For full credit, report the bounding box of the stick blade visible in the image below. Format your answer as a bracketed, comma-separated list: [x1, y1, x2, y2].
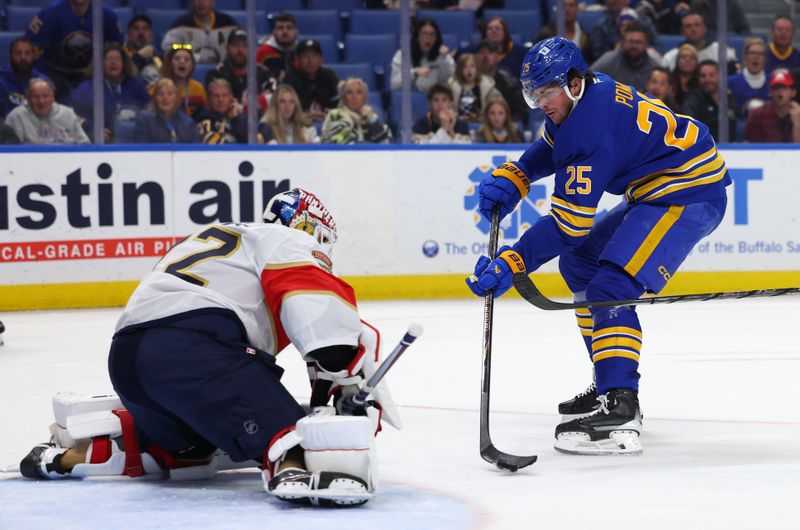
[480, 444, 537, 472]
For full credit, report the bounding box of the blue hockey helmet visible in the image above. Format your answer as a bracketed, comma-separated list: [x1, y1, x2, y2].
[263, 188, 338, 262]
[520, 37, 588, 109]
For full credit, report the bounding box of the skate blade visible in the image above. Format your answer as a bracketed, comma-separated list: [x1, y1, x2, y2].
[554, 430, 643, 456]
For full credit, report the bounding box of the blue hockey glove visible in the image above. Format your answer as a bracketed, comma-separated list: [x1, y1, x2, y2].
[466, 246, 526, 297]
[478, 162, 531, 222]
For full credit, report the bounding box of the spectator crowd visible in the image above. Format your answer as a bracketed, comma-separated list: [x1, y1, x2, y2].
[1, 0, 799, 145]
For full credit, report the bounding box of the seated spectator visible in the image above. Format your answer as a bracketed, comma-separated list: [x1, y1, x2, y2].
[391, 19, 455, 93]
[474, 39, 528, 123]
[588, 0, 657, 65]
[449, 53, 499, 122]
[728, 38, 769, 120]
[24, 0, 122, 101]
[475, 97, 522, 144]
[5, 78, 89, 144]
[124, 15, 162, 86]
[745, 69, 800, 143]
[321, 77, 392, 144]
[0, 37, 51, 119]
[681, 59, 736, 141]
[645, 66, 679, 111]
[412, 83, 470, 144]
[71, 43, 150, 142]
[670, 43, 700, 109]
[206, 29, 277, 111]
[257, 12, 299, 82]
[195, 78, 247, 144]
[661, 10, 737, 74]
[691, 0, 750, 36]
[286, 39, 338, 122]
[0, 120, 21, 144]
[161, 0, 238, 65]
[157, 45, 208, 118]
[766, 16, 800, 73]
[258, 84, 319, 144]
[591, 20, 661, 93]
[134, 78, 199, 143]
[457, 17, 526, 78]
[635, 0, 686, 35]
[538, 0, 591, 60]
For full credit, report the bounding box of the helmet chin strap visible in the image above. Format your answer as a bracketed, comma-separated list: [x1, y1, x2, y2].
[563, 77, 586, 117]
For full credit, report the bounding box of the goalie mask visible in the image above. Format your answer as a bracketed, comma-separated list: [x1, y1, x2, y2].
[263, 189, 338, 265]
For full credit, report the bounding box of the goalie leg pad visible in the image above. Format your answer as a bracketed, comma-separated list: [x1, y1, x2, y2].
[263, 412, 376, 506]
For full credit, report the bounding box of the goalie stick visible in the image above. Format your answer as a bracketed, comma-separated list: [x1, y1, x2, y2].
[512, 272, 800, 311]
[479, 206, 537, 472]
[339, 324, 424, 414]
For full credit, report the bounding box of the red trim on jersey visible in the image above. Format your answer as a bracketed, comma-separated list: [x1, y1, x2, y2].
[111, 409, 144, 477]
[261, 265, 357, 353]
[89, 436, 112, 464]
[361, 319, 381, 362]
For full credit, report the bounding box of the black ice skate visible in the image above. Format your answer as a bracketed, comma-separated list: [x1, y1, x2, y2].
[554, 388, 643, 456]
[558, 381, 599, 420]
[266, 467, 371, 507]
[20, 442, 69, 479]
[0, 320, 5, 346]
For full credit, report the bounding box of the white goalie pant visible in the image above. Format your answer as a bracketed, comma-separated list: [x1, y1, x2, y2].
[264, 407, 378, 495]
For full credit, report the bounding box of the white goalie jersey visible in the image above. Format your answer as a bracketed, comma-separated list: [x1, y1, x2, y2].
[115, 223, 362, 357]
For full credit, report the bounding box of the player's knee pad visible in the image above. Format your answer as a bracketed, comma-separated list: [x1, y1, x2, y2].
[585, 263, 645, 306]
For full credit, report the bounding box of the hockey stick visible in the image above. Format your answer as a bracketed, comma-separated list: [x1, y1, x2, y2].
[513, 272, 800, 311]
[480, 206, 537, 472]
[339, 324, 424, 414]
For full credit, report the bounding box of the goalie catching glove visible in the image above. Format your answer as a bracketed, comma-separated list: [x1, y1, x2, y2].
[479, 161, 530, 221]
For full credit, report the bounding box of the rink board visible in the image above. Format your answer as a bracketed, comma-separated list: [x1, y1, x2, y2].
[0, 145, 798, 310]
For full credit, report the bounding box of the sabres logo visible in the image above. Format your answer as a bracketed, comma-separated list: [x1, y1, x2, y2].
[521, 62, 530, 75]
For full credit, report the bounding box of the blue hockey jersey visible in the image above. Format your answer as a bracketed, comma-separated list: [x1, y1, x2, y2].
[511, 76, 731, 270]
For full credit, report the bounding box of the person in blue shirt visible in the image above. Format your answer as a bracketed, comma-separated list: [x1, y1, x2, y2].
[24, 0, 123, 100]
[467, 37, 730, 456]
[134, 78, 199, 144]
[70, 43, 150, 142]
[0, 37, 50, 118]
[728, 37, 769, 120]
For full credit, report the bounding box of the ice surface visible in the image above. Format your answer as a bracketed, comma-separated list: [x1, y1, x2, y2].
[1, 298, 799, 529]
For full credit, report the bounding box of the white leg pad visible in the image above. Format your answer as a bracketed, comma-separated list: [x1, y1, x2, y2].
[50, 392, 123, 448]
[297, 413, 377, 492]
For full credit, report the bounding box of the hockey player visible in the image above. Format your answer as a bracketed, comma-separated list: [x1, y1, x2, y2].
[467, 37, 730, 455]
[19, 188, 399, 507]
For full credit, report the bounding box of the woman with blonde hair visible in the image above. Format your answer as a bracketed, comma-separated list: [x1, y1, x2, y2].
[258, 84, 319, 144]
[671, 43, 700, 109]
[475, 96, 522, 144]
[322, 77, 391, 144]
[156, 44, 207, 118]
[134, 77, 199, 143]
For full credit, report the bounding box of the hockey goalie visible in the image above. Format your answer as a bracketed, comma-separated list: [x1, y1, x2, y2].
[18, 188, 401, 507]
